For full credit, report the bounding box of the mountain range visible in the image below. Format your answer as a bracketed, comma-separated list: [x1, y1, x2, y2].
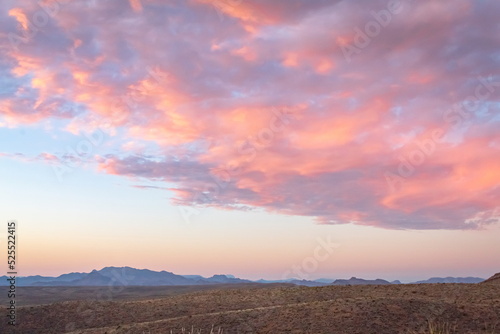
[0, 267, 250, 287]
[412, 277, 485, 284]
[0, 267, 485, 287]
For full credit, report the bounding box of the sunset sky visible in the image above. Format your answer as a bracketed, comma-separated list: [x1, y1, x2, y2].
[1, 0, 499, 282]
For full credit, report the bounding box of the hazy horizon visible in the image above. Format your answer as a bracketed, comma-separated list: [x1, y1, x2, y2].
[12, 263, 493, 285]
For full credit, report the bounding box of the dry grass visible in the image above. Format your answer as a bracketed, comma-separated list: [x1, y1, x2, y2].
[427, 320, 455, 334]
[169, 325, 223, 334]
[2, 283, 499, 333]
[408, 319, 499, 334]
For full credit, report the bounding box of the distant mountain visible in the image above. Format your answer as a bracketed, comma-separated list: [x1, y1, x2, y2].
[199, 274, 251, 284]
[71, 270, 113, 286]
[332, 277, 392, 285]
[183, 274, 246, 282]
[253, 278, 331, 286]
[288, 279, 329, 287]
[481, 273, 500, 284]
[257, 276, 387, 286]
[0, 272, 89, 286]
[0, 267, 250, 287]
[26, 270, 113, 287]
[412, 277, 484, 284]
[254, 279, 291, 284]
[182, 275, 205, 280]
[0, 268, 490, 287]
[96, 266, 194, 286]
[0, 275, 55, 286]
[56, 272, 88, 282]
[314, 278, 336, 284]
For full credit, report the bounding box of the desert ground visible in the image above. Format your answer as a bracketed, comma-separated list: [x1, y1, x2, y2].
[1, 279, 499, 334]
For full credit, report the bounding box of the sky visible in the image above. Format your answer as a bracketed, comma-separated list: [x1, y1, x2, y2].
[0, 0, 499, 282]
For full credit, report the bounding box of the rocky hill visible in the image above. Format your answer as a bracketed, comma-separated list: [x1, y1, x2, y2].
[482, 272, 500, 284]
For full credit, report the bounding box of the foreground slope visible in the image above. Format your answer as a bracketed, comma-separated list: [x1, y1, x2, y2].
[482, 273, 500, 285]
[3, 282, 499, 334]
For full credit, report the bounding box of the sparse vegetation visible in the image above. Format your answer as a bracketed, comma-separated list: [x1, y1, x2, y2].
[424, 320, 456, 334]
[2, 283, 499, 333]
[169, 325, 223, 334]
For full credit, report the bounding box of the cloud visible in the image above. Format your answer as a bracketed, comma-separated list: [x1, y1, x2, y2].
[0, 0, 499, 229]
[0, 151, 61, 164]
[129, 0, 143, 13]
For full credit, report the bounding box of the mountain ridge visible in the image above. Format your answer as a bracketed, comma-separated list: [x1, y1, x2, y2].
[0, 267, 490, 287]
[482, 273, 500, 284]
[331, 277, 392, 285]
[411, 277, 484, 284]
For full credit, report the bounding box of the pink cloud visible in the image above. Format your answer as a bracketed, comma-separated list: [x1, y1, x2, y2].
[0, 0, 499, 229]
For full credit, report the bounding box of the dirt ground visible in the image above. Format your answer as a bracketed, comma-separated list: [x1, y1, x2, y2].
[2, 281, 499, 334]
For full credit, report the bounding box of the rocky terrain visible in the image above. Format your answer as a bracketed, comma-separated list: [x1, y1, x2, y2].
[483, 273, 500, 285]
[2, 275, 499, 333]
